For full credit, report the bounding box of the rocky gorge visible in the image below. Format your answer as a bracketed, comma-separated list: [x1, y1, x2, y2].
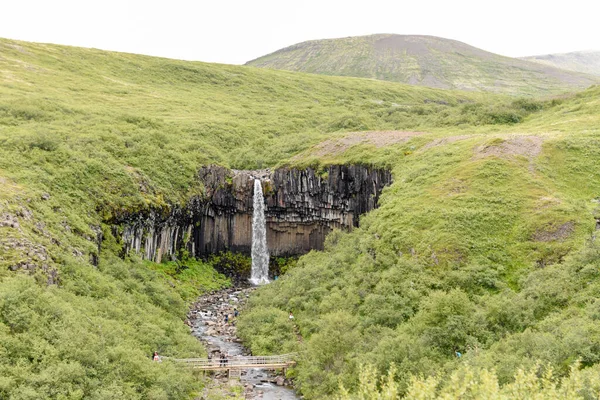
[114, 164, 392, 264]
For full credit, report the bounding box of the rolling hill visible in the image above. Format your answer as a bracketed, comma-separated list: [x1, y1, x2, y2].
[246, 34, 600, 96]
[522, 50, 600, 76]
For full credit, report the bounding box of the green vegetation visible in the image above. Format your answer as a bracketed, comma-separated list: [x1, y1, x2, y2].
[246, 34, 600, 96]
[0, 37, 502, 398]
[240, 86, 600, 397]
[206, 252, 296, 281]
[145, 258, 230, 301]
[0, 252, 216, 399]
[2, 36, 600, 398]
[208, 252, 252, 281]
[338, 362, 600, 399]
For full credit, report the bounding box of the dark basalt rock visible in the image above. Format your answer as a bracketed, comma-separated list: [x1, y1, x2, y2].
[114, 164, 392, 262]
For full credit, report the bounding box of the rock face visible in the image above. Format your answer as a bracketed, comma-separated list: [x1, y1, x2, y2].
[115, 165, 392, 262]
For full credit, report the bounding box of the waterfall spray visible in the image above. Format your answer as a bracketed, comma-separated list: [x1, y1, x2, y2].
[250, 179, 270, 285]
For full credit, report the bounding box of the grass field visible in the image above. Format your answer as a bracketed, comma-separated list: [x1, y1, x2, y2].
[240, 86, 600, 397]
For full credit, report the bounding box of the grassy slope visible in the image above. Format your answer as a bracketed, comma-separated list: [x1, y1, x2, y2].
[246, 34, 600, 96]
[0, 37, 499, 274]
[523, 50, 600, 76]
[2, 37, 600, 398]
[0, 37, 509, 398]
[239, 87, 600, 397]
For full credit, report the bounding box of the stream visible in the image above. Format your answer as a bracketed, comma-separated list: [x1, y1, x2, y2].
[188, 287, 300, 400]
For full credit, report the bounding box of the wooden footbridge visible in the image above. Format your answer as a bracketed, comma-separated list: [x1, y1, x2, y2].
[169, 353, 297, 373]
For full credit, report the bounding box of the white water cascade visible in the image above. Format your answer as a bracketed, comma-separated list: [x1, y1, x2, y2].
[250, 179, 270, 285]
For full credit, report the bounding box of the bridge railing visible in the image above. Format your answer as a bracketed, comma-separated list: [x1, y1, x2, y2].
[168, 353, 297, 369]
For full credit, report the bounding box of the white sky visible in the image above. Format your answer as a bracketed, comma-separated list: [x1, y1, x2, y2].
[1, 0, 598, 65]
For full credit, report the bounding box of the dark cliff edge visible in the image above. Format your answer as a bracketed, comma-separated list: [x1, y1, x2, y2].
[112, 165, 392, 262]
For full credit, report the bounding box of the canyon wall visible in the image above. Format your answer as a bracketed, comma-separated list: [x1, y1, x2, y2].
[115, 165, 392, 262]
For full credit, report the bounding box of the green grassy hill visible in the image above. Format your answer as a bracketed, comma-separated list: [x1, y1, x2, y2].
[246, 34, 600, 96]
[2, 37, 600, 398]
[523, 50, 600, 76]
[240, 86, 600, 397]
[0, 37, 499, 398]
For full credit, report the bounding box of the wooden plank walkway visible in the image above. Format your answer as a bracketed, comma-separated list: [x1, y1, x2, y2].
[170, 354, 297, 371]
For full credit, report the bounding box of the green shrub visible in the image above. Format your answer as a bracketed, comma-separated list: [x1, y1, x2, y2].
[338, 362, 600, 399]
[208, 251, 251, 279]
[0, 266, 205, 398]
[237, 306, 298, 355]
[27, 132, 59, 151]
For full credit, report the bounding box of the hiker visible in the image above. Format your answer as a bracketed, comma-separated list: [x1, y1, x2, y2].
[289, 311, 294, 320]
[224, 313, 229, 324]
[455, 350, 462, 358]
[153, 351, 161, 362]
[234, 308, 238, 318]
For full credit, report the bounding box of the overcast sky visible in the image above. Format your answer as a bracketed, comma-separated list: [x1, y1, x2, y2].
[1, 0, 598, 65]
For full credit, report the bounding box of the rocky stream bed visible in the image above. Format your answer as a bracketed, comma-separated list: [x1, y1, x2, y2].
[188, 287, 299, 400]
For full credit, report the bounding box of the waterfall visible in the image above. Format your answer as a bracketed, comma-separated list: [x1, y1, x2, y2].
[250, 179, 270, 285]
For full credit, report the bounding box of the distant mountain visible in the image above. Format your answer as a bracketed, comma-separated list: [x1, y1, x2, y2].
[522, 50, 600, 76]
[246, 34, 599, 96]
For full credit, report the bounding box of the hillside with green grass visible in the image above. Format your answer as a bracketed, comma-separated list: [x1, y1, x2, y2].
[239, 86, 600, 397]
[523, 50, 600, 76]
[0, 37, 513, 398]
[246, 34, 600, 96]
[2, 36, 600, 398]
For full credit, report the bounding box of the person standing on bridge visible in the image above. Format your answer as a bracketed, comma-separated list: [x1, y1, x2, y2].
[220, 353, 228, 367]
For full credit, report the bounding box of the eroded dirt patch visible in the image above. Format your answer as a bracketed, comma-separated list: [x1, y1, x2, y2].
[475, 135, 544, 160]
[533, 221, 574, 242]
[300, 130, 424, 158]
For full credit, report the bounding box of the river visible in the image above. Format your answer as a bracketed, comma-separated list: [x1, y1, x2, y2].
[188, 287, 300, 399]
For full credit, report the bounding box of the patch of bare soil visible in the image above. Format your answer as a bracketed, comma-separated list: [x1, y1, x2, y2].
[474, 135, 545, 173]
[301, 131, 424, 159]
[474, 135, 544, 160]
[533, 221, 575, 242]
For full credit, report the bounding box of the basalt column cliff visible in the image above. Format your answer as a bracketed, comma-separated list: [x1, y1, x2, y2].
[116, 165, 392, 261]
